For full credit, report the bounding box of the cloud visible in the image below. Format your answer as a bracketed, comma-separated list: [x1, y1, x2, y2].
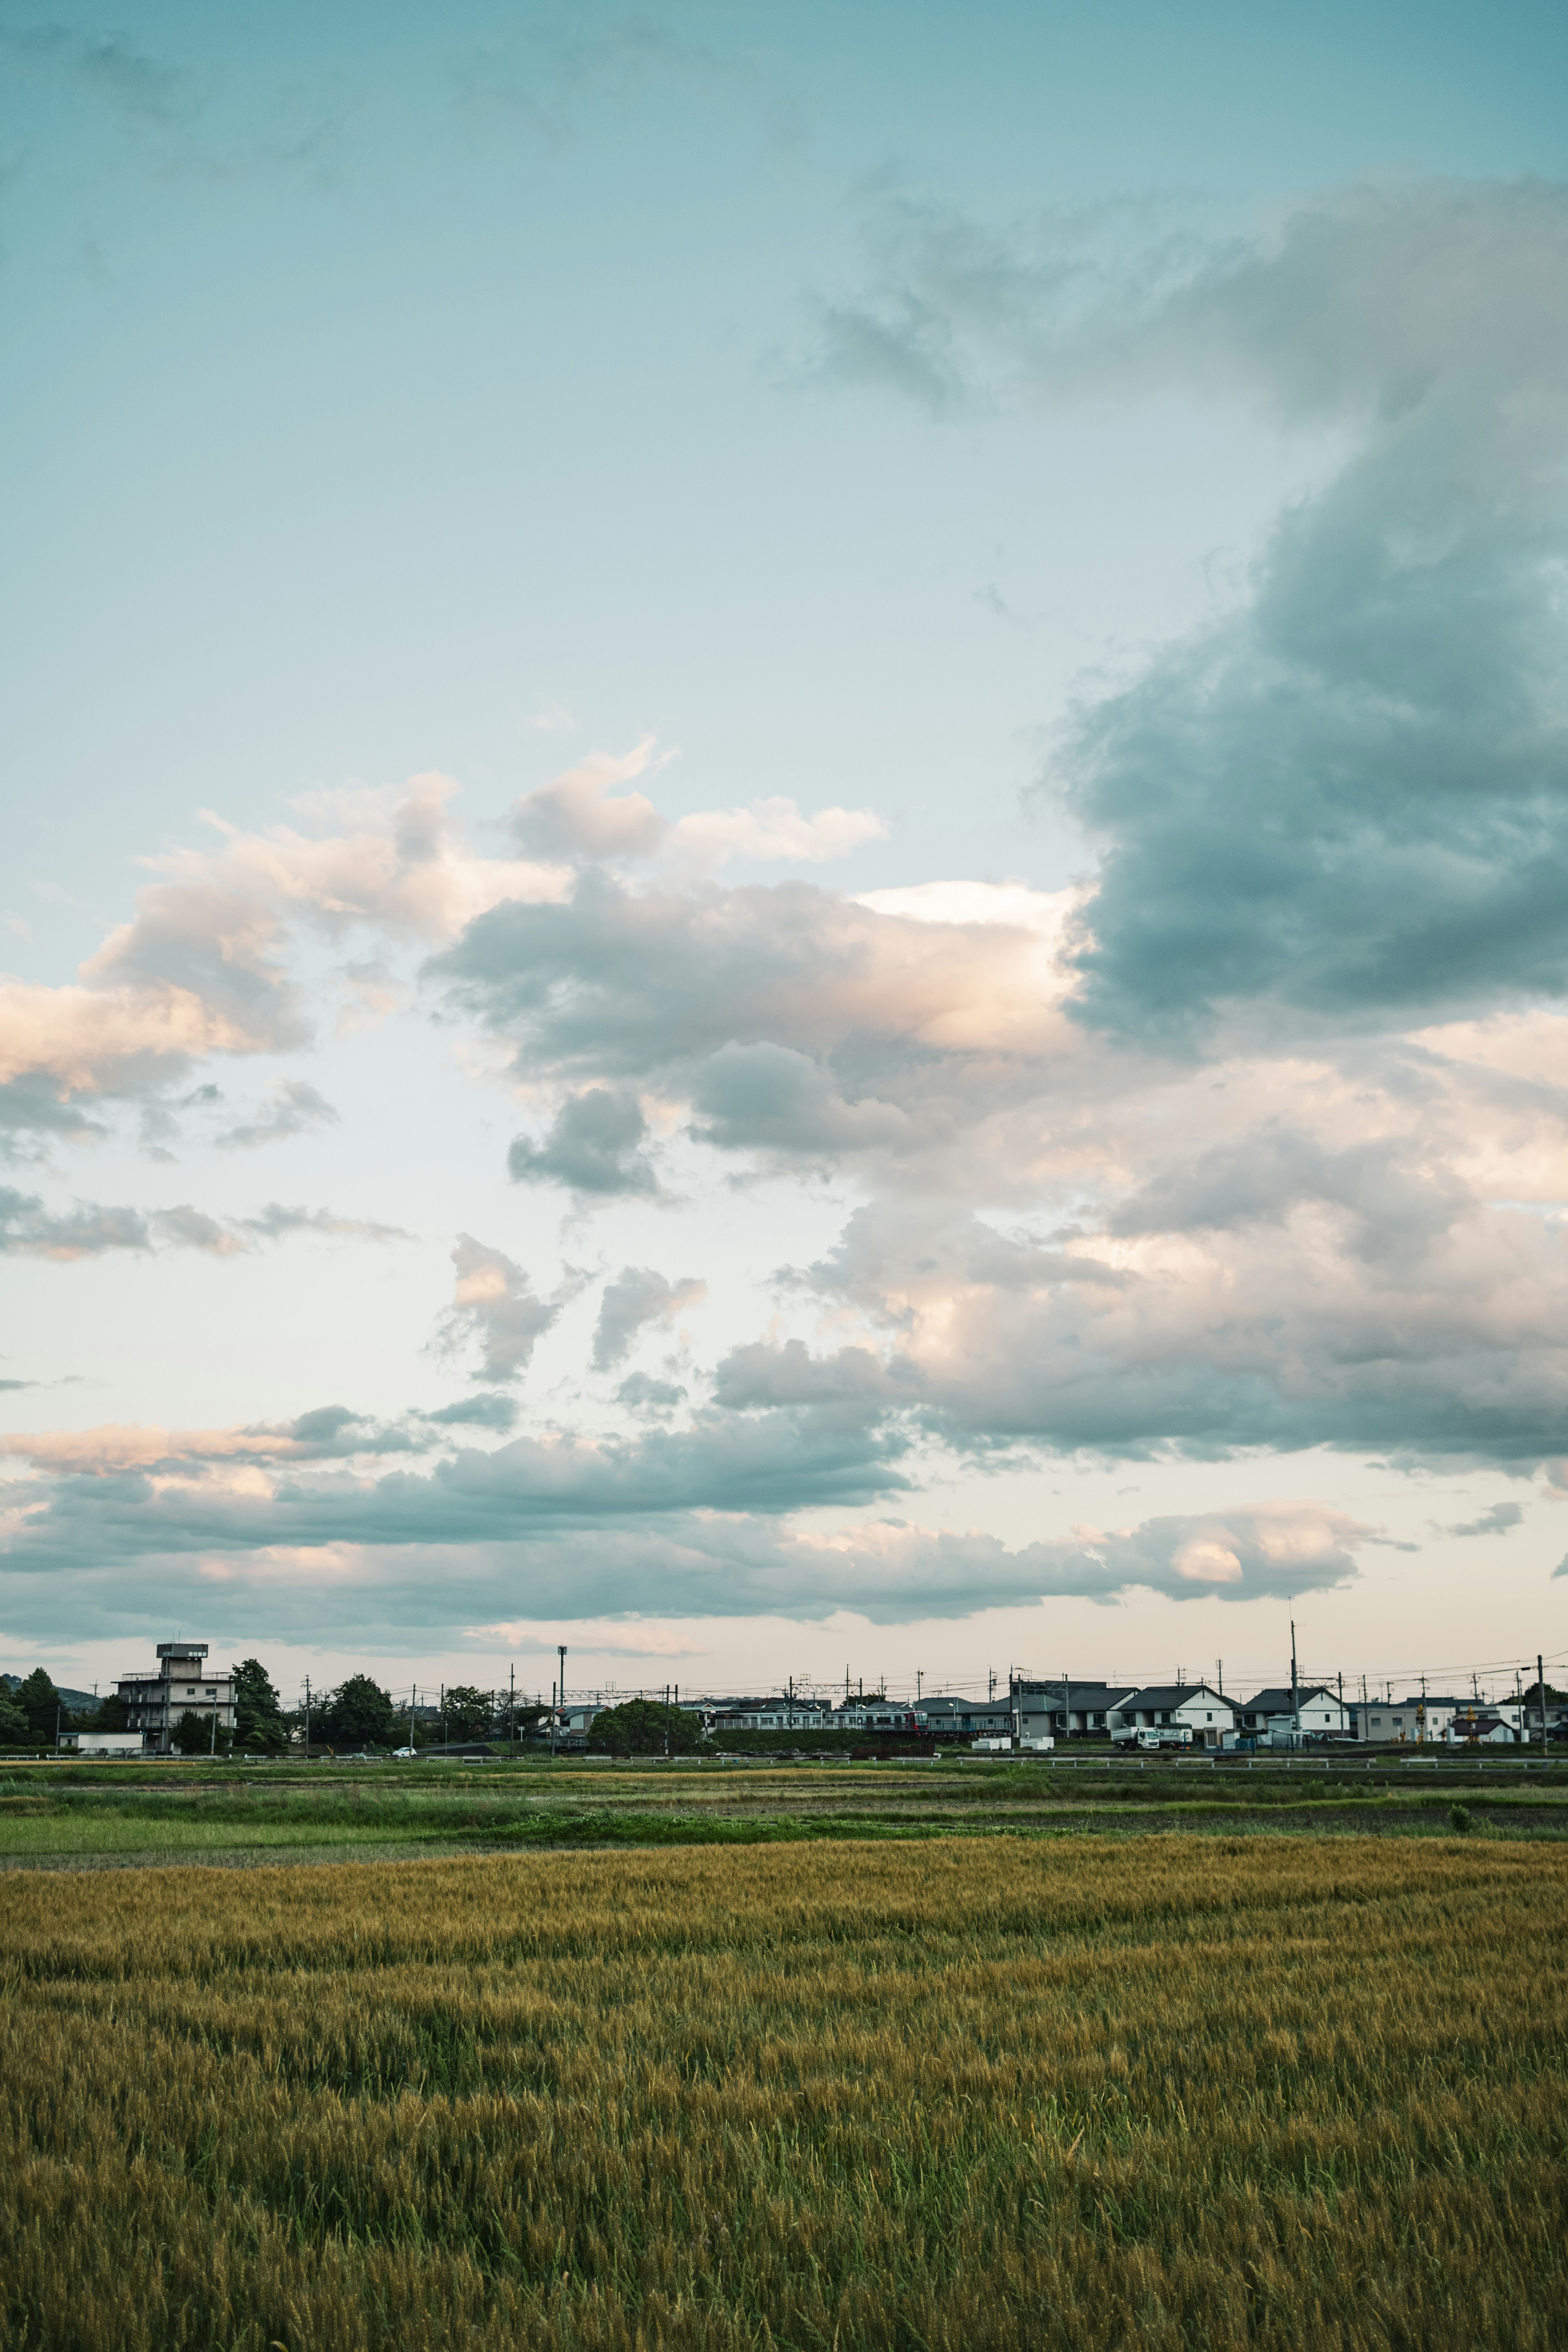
[511, 741, 671, 861]
[592, 1267, 707, 1371]
[0, 23, 188, 124]
[0, 774, 570, 1147]
[0, 1418, 1371, 1634]
[508, 1088, 660, 1197]
[803, 181, 1568, 1039]
[667, 798, 887, 873]
[421, 1392, 520, 1433]
[216, 1079, 339, 1150]
[1443, 1501, 1523, 1539]
[0, 1187, 408, 1261]
[615, 1372, 688, 1414]
[787, 1189, 1568, 1467]
[430, 1235, 566, 1383]
[438, 870, 1082, 1185]
[510, 741, 886, 875]
[0, 1395, 517, 1478]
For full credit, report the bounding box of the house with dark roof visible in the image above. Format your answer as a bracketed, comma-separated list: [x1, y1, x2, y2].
[1107, 1683, 1236, 1747]
[1016, 1682, 1139, 1739]
[1237, 1685, 1349, 1741]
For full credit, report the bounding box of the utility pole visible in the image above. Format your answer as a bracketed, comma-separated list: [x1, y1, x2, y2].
[1290, 1619, 1300, 1745]
[664, 1684, 671, 1757]
[1064, 1668, 1071, 1743]
[406, 1685, 414, 1755]
[509, 1664, 515, 1759]
[555, 1643, 567, 1757]
[304, 1675, 311, 1760]
[1420, 1671, 1428, 1746]
[1541, 1654, 1549, 1756]
[1216, 1659, 1223, 1697]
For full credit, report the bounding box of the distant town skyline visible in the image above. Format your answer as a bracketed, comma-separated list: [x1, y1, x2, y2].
[4, 1, 1568, 1697]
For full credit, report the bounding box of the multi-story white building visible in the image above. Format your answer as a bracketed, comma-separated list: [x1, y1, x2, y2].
[116, 1643, 236, 1755]
[1349, 1694, 1473, 1745]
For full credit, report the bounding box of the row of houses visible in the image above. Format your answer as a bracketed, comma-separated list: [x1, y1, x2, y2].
[633, 1677, 1554, 1752]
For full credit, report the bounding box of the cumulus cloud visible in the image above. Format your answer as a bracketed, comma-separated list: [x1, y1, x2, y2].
[592, 1266, 707, 1371]
[508, 1088, 659, 1197]
[0, 774, 570, 1147]
[511, 741, 672, 861]
[439, 871, 1084, 1190]
[786, 1188, 1568, 1466]
[431, 1235, 569, 1384]
[510, 738, 886, 875]
[809, 178, 1568, 1038]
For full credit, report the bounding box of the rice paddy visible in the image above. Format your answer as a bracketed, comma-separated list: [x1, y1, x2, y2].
[4, 1750, 1567, 1868]
[2, 1833, 1564, 2349]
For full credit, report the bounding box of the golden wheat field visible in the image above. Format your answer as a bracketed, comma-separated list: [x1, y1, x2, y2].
[2, 1837, 1564, 2352]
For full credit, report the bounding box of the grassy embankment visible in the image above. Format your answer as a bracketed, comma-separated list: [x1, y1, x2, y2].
[1, 1753, 1566, 1866]
[1, 1838, 1564, 2350]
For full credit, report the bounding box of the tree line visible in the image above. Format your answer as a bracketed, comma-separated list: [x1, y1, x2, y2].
[0, 1665, 554, 1754]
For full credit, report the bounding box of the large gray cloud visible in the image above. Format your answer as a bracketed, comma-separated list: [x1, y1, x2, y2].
[0, 1399, 1365, 1640]
[785, 1195, 1568, 1465]
[808, 178, 1568, 1038]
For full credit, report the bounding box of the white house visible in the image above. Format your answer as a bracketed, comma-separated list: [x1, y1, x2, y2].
[1108, 1683, 1236, 1747]
[1237, 1685, 1350, 1742]
[1016, 1683, 1138, 1740]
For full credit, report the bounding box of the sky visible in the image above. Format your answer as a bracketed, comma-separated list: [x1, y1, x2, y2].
[4, 0, 1568, 1710]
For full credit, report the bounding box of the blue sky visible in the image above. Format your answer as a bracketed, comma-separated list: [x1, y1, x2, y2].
[4, 0, 1568, 1705]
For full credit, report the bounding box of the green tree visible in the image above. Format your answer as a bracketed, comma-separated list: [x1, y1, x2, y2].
[442, 1685, 495, 1740]
[0, 1697, 29, 1744]
[81, 1693, 130, 1733]
[232, 1657, 287, 1752]
[589, 1698, 701, 1757]
[14, 1668, 67, 1742]
[170, 1708, 216, 1755]
[317, 1675, 398, 1749]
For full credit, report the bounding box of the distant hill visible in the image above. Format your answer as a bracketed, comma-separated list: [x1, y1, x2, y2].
[1, 1671, 102, 1715]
